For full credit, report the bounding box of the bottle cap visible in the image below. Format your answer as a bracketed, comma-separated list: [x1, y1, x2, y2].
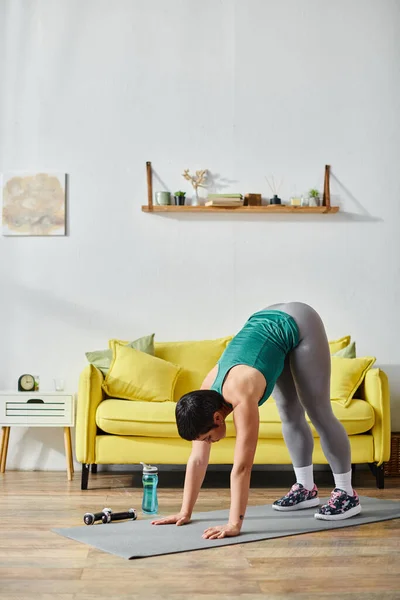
[140, 461, 158, 473]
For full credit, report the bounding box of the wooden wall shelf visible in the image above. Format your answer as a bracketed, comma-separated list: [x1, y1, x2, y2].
[143, 162, 339, 214]
[141, 205, 339, 214]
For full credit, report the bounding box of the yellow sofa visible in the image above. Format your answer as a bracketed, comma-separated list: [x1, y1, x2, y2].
[75, 338, 391, 490]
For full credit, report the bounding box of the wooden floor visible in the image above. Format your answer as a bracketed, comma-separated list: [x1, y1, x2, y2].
[0, 470, 399, 600]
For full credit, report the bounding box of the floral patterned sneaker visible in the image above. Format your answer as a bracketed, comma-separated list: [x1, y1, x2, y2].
[272, 483, 319, 512]
[315, 488, 361, 521]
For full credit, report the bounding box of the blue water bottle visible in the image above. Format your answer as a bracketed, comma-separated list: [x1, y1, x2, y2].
[140, 462, 158, 515]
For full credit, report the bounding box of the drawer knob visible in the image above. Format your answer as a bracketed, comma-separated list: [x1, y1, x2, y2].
[27, 399, 44, 404]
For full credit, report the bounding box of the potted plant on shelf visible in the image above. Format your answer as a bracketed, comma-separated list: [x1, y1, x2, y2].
[174, 191, 186, 206]
[308, 188, 320, 207]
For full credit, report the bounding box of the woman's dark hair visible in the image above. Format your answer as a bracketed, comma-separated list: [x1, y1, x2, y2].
[175, 389, 228, 441]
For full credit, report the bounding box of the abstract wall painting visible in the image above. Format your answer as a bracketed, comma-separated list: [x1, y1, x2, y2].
[1, 172, 66, 236]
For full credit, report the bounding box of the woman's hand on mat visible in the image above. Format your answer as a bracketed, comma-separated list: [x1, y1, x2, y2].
[202, 523, 241, 540]
[151, 513, 191, 526]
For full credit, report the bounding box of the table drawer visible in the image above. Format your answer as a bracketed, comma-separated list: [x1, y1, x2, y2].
[0, 394, 74, 426]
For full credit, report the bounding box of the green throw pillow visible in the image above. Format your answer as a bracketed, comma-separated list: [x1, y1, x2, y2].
[333, 341, 356, 359]
[85, 333, 155, 375]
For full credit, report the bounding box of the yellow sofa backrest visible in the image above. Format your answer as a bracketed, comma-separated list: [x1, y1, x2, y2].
[155, 337, 232, 401]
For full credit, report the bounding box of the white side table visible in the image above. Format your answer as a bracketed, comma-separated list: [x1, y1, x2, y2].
[0, 391, 75, 481]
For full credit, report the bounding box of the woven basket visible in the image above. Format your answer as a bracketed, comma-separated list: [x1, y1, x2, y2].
[384, 433, 400, 476]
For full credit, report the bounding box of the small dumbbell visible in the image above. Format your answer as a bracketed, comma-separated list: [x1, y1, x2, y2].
[101, 508, 137, 524]
[83, 507, 112, 526]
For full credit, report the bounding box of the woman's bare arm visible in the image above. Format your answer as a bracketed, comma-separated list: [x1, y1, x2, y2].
[152, 440, 211, 525]
[180, 440, 211, 516]
[229, 399, 260, 528]
[202, 395, 260, 539]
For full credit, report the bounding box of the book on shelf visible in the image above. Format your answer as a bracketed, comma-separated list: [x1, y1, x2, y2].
[205, 198, 244, 207]
[207, 193, 243, 199]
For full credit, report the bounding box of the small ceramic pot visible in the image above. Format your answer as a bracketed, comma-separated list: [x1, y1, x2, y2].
[155, 191, 171, 206]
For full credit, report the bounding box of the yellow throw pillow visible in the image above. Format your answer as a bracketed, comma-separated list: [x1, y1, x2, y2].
[329, 336, 351, 354]
[109, 338, 130, 348]
[330, 356, 376, 407]
[102, 342, 181, 402]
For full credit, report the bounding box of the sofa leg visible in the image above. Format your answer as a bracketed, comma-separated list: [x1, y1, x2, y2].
[91, 464, 97, 474]
[376, 464, 384, 489]
[368, 462, 385, 490]
[81, 463, 90, 490]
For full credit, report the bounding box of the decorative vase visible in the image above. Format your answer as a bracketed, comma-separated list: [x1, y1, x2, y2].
[301, 195, 309, 207]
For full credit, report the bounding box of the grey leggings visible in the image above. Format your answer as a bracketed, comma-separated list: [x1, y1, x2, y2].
[266, 302, 351, 474]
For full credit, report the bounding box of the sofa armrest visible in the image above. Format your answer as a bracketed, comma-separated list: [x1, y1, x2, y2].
[361, 368, 391, 465]
[75, 364, 105, 464]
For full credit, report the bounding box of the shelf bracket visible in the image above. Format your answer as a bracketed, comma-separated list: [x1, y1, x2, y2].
[146, 161, 153, 211]
[323, 165, 331, 209]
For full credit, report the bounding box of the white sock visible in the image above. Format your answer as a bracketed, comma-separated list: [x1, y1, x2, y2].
[333, 470, 353, 495]
[293, 465, 314, 491]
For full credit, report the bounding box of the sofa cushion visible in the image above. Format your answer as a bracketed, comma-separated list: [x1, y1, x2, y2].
[154, 337, 232, 401]
[257, 398, 375, 438]
[329, 336, 351, 354]
[331, 356, 376, 407]
[333, 341, 356, 359]
[102, 343, 181, 402]
[96, 397, 375, 439]
[97, 399, 180, 437]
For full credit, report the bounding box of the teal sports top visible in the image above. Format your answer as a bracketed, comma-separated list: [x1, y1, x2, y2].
[210, 310, 300, 406]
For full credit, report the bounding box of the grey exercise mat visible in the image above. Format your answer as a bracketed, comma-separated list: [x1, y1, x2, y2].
[53, 495, 400, 560]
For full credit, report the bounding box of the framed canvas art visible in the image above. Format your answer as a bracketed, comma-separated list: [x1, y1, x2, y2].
[1, 172, 66, 236]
